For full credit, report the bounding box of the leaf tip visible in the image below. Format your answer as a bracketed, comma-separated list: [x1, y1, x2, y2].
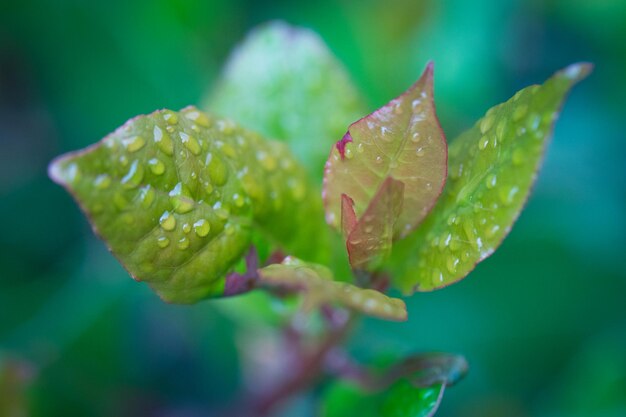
[335, 131, 353, 160]
[48, 154, 76, 187]
[560, 62, 594, 82]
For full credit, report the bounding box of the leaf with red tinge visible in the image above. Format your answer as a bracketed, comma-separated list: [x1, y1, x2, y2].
[345, 177, 404, 270]
[341, 194, 357, 239]
[324, 62, 447, 240]
[390, 63, 592, 294]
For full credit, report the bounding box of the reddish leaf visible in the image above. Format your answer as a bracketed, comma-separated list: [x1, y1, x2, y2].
[345, 177, 404, 269]
[324, 62, 447, 240]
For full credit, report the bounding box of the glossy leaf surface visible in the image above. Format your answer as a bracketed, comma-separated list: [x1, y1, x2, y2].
[49, 107, 323, 303]
[344, 177, 404, 270]
[324, 63, 447, 238]
[258, 257, 407, 321]
[207, 21, 366, 180]
[322, 381, 444, 417]
[391, 63, 592, 293]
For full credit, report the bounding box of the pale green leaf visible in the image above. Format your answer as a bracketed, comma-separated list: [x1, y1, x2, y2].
[207, 21, 366, 180]
[391, 63, 592, 293]
[49, 106, 324, 303]
[258, 257, 407, 321]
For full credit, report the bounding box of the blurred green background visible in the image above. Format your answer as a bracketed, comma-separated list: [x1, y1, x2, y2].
[1, 0, 625, 416]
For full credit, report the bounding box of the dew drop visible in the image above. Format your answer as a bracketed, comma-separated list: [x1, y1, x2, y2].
[485, 174, 497, 189]
[94, 174, 111, 189]
[499, 185, 519, 205]
[480, 115, 495, 134]
[148, 158, 165, 175]
[153, 126, 174, 156]
[257, 150, 277, 171]
[122, 135, 145, 153]
[193, 219, 211, 237]
[527, 113, 541, 131]
[121, 160, 144, 189]
[233, 193, 245, 208]
[446, 256, 460, 273]
[163, 111, 178, 125]
[178, 237, 190, 250]
[217, 120, 235, 134]
[157, 236, 170, 248]
[159, 211, 176, 231]
[495, 119, 507, 141]
[241, 174, 262, 200]
[478, 136, 489, 150]
[169, 182, 195, 213]
[411, 132, 421, 143]
[213, 202, 230, 220]
[357, 143, 365, 153]
[183, 108, 211, 127]
[206, 153, 229, 186]
[431, 269, 444, 285]
[416, 147, 425, 157]
[344, 142, 354, 159]
[138, 185, 155, 208]
[485, 224, 500, 238]
[180, 132, 201, 155]
[182, 223, 191, 233]
[375, 155, 383, 164]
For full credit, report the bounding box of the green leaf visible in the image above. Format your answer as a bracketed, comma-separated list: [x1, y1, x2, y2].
[322, 381, 444, 417]
[343, 177, 405, 270]
[323, 63, 447, 239]
[49, 106, 325, 304]
[322, 352, 466, 417]
[391, 63, 592, 293]
[258, 257, 407, 321]
[206, 21, 366, 180]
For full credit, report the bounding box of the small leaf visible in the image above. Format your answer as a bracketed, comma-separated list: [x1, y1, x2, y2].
[391, 63, 592, 293]
[323, 62, 447, 239]
[322, 381, 444, 417]
[207, 21, 366, 180]
[345, 177, 404, 269]
[257, 257, 407, 321]
[49, 107, 324, 304]
[323, 352, 466, 417]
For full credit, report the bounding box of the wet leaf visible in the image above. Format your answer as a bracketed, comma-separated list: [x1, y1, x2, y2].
[49, 106, 324, 304]
[323, 352, 465, 417]
[322, 381, 444, 417]
[258, 257, 407, 321]
[391, 63, 592, 293]
[207, 21, 366, 180]
[323, 62, 447, 239]
[344, 177, 404, 270]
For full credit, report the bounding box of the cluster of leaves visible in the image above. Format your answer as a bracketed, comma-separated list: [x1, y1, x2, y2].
[49, 22, 589, 416]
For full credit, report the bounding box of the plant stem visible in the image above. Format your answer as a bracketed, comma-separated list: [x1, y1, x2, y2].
[223, 310, 356, 417]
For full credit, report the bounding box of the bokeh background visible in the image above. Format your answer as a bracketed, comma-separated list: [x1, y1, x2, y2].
[1, 0, 625, 416]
